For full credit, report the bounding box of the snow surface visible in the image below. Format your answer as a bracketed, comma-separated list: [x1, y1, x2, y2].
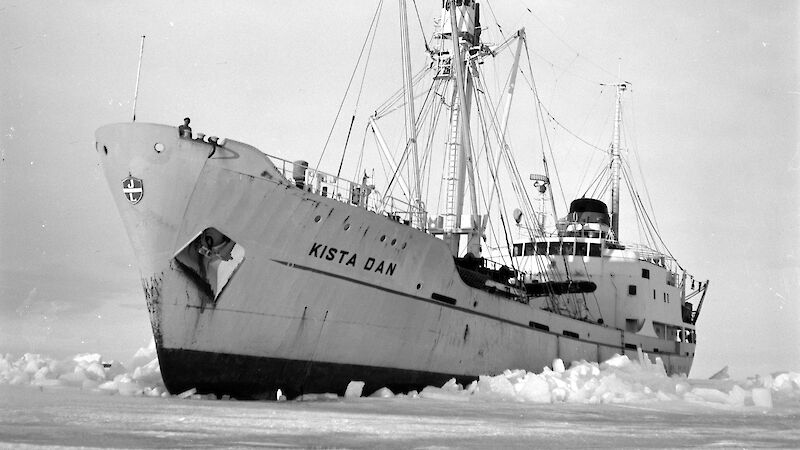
[2, 343, 800, 447]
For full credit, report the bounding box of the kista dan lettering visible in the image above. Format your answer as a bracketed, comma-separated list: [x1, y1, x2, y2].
[308, 242, 397, 276]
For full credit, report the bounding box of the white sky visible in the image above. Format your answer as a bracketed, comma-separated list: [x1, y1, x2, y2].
[1, 0, 798, 377]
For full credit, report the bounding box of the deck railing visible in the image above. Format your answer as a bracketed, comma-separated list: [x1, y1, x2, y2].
[268, 155, 427, 229]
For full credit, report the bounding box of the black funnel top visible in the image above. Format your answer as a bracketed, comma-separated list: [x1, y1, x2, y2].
[568, 198, 610, 226]
[569, 198, 609, 215]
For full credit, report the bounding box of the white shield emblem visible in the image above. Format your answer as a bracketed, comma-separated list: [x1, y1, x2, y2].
[122, 176, 144, 204]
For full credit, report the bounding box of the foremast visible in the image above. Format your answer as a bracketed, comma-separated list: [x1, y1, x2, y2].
[440, 0, 482, 256]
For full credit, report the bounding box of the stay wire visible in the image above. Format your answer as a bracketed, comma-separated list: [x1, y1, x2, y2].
[314, 0, 385, 177]
[523, 37, 568, 212]
[337, 2, 384, 178]
[514, 0, 618, 80]
[380, 71, 437, 205]
[473, 66, 556, 283]
[410, 0, 431, 53]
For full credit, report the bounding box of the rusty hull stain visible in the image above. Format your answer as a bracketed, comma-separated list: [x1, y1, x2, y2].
[141, 273, 164, 348]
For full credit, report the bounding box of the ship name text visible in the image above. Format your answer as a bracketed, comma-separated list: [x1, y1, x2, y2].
[308, 242, 397, 277]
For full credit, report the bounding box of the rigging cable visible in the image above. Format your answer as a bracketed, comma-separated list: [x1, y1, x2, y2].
[472, 77, 517, 272]
[539, 103, 608, 153]
[410, 0, 431, 53]
[374, 69, 430, 119]
[486, 0, 606, 87]
[523, 37, 568, 213]
[379, 69, 438, 205]
[570, 86, 610, 199]
[514, 0, 619, 80]
[580, 255, 604, 323]
[337, 2, 384, 178]
[313, 0, 385, 177]
[473, 64, 561, 292]
[423, 80, 447, 213]
[625, 94, 661, 232]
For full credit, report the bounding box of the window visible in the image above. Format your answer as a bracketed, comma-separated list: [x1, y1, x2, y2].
[524, 242, 535, 256]
[575, 242, 588, 257]
[589, 243, 602, 257]
[642, 268, 650, 279]
[513, 243, 523, 256]
[653, 289, 656, 300]
[529, 321, 549, 331]
[536, 242, 548, 255]
[628, 285, 637, 295]
[562, 330, 580, 339]
[548, 242, 561, 255]
[561, 242, 574, 255]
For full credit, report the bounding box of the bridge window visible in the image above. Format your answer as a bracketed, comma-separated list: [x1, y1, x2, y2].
[561, 242, 574, 255]
[589, 243, 602, 257]
[628, 285, 637, 296]
[575, 242, 588, 257]
[548, 242, 561, 255]
[524, 242, 535, 256]
[535, 242, 548, 255]
[642, 268, 650, 279]
[513, 243, 522, 256]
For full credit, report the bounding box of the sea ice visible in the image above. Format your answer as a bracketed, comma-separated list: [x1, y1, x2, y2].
[1, 345, 799, 412]
[344, 381, 364, 398]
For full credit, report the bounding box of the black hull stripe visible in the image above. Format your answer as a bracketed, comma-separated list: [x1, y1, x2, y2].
[158, 347, 476, 399]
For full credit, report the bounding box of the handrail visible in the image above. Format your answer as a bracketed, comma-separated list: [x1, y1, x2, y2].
[266, 153, 427, 229]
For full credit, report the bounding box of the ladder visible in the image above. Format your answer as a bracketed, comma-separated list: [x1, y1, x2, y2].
[443, 84, 460, 232]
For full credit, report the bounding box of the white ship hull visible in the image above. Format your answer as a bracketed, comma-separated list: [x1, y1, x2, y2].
[96, 123, 695, 398]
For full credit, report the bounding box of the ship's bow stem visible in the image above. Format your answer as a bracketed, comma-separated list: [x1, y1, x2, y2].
[95, 123, 211, 348]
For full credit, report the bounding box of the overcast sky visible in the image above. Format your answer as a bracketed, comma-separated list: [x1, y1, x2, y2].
[1, 0, 797, 377]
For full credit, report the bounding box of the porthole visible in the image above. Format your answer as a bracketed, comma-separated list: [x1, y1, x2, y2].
[380, 235, 386, 242]
[416, 283, 422, 290]
[154, 142, 165, 153]
[344, 223, 350, 230]
[390, 238, 396, 246]
[314, 215, 321, 223]
[401, 242, 407, 249]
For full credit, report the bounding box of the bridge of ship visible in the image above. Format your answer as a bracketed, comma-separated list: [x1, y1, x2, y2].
[512, 235, 680, 277]
[509, 232, 704, 339]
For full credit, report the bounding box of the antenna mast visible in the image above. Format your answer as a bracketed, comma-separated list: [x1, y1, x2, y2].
[132, 35, 146, 122]
[610, 82, 626, 240]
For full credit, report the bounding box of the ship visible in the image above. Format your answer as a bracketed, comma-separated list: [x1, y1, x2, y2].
[95, 1, 709, 398]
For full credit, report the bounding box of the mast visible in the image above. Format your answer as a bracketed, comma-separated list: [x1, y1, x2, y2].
[610, 82, 626, 240]
[443, 0, 480, 255]
[398, 0, 423, 228]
